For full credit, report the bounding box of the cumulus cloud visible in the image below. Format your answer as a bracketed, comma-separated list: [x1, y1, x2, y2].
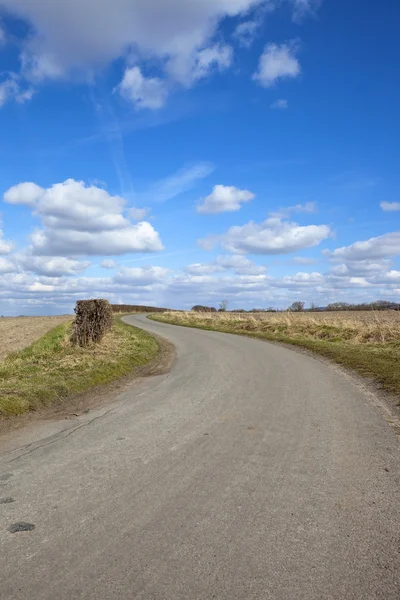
[114, 266, 170, 286]
[0, 257, 14, 274]
[270, 99, 288, 109]
[0, 228, 14, 255]
[326, 231, 400, 262]
[1, 0, 264, 101]
[4, 179, 163, 256]
[118, 67, 168, 110]
[17, 255, 89, 277]
[167, 44, 233, 87]
[380, 201, 400, 212]
[253, 41, 301, 87]
[199, 216, 331, 254]
[197, 185, 255, 214]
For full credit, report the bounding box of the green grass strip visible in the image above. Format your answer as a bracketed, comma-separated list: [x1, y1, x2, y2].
[0, 318, 158, 416]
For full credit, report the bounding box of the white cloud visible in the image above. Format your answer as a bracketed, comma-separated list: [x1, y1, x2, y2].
[167, 44, 233, 87]
[4, 179, 164, 256]
[253, 41, 300, 87]
[129, 207, 149, 220]
[291, 0, 322, 22]
[118, 67, 168, 110]
[2, 0, 263, 84]
[0, 74, 35, 107]
[20, 51, 64, 82]
[114, 266, 170, 286]
[101, 260, 117, 269]
[380, 201, 400, 212]
[326, 231, 400, 262]
[186, 254, 266, 276]
[233, 20, 261, 47]
[200, 216, 331, 254]
[0, 257, 14, 274]
[270, 98, 288, 109]
[0, 228, 14, 255]
[18, 255, 89, 277]
[197, 185, 255, 214]
[270, 201, 317, 218]
[139, 162, 214, 204]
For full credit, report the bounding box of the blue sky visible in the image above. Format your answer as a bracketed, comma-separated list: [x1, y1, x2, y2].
[0, 0, 399, 315]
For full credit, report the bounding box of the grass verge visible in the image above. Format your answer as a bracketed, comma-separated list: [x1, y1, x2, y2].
[149, 313, 400, 399]
[0, 317, 159, 416]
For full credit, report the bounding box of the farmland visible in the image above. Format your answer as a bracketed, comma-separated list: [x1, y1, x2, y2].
[0, 316, 72, 361]
[150, 310, 400, 397]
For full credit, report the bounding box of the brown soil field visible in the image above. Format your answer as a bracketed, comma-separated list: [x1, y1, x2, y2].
[0, 316, 72, 360]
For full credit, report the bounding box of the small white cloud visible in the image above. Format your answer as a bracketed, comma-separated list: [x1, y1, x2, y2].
[233, 20, 260, 47]
[270, 201, 317, 218]
[197, 185, 255, 214]
[291, 0, 322, 22]
[199, 216, 331, 255]
[166, 44, 233, 87]
[129, 207, 149, 220]
[253, 42, 300, 87]
[118, 66, 168, 110]
[101, 260, 117, 269]
[270, 99, 288, 109]
[380, 201, 400, 212]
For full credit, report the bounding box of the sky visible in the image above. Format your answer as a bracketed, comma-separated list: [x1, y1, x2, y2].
[0, 0, 399, 315]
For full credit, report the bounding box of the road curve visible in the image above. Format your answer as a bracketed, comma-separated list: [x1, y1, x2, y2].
[1, 314, 399, 599]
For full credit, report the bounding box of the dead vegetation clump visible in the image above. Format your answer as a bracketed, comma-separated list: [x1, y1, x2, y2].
[71, 299, 113, 347]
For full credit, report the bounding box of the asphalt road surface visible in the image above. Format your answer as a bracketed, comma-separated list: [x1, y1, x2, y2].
[1, 314, 399, 599]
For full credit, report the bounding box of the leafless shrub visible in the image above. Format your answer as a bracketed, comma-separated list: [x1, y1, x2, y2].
[71, 299, 113, 347]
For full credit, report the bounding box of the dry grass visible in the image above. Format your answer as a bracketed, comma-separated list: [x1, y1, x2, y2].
[0, 318, 159, 416]
[151, 311, 400, 397]
[0, 316, 72, 361]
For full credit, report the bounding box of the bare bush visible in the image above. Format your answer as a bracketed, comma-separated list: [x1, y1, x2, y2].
[71, 299, 113, 347]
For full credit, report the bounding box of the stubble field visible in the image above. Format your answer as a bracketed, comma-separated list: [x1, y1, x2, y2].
[0, 316, 72, 361]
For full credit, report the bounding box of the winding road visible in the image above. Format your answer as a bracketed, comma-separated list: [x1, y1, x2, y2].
[1, 314, 400, 599]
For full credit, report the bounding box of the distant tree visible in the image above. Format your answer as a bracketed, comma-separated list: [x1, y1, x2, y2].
[219, 299, 229, 312]
[288, 301, 305, 312]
